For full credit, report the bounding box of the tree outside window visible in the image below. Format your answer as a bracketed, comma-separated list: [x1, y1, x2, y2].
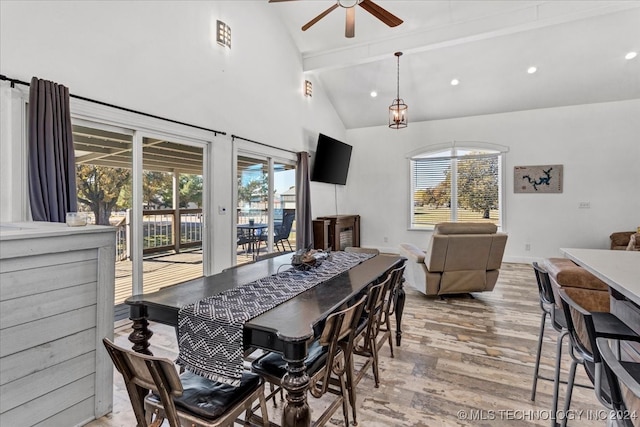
[411, 148, 502, 228]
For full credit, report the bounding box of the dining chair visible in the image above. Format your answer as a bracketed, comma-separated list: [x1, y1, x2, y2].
[596, 337, 640, 427]
[353, 274, 393, 388]
[377, 264, 406, 358]
[557, 288, 640, 427]
[103, 338, 269, 427]
[251, 295, 367, 426]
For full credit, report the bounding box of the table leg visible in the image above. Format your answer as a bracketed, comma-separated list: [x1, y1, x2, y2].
[129, 305, 153, 355]
[281, 344, 311, 427]
[394, 277, 406, 346]
[127, 305, 154, 421]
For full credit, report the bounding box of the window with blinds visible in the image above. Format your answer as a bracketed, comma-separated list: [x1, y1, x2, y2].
[411, 148, 503, 228]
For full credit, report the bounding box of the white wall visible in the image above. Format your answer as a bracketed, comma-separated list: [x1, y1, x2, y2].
[0, 1, 344, 266]
[3, 2, 638, 265]
[344, 99, 640, 262]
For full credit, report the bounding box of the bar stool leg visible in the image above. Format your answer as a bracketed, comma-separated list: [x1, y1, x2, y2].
[560, 358, 578, 427]
[550, 330, 567, 427]
[531, 311, 548, 401]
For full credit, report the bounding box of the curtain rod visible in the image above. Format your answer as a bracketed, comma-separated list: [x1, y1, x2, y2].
[0, 74, 226, 136]
[231, 134, 299, 155]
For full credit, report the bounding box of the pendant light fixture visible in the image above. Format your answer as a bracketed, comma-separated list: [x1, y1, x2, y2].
[389, 51, 408, 129]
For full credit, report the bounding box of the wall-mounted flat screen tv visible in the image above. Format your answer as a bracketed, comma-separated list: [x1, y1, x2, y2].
[311, 134, 352, 185]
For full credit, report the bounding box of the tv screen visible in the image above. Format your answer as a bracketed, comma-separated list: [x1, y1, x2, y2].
[311, 134, 352, 185]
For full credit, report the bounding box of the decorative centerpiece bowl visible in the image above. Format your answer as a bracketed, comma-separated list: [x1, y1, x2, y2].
[291, 249, 329, 270]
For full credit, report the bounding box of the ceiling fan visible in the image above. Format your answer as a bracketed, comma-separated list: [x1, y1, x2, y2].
[269, 0, 403, 38]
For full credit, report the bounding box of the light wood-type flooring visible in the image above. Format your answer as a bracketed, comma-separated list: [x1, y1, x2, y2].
[88, 262, 606, 427]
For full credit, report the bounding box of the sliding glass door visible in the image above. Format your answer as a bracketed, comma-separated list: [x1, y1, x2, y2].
[73, 123, 134, 307]
[140, 136, 204, 295]
[236, 155, 295, 265]
[73, 121, 208, 312]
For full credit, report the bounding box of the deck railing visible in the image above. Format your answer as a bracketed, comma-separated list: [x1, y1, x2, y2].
[114, 208, 203, 261]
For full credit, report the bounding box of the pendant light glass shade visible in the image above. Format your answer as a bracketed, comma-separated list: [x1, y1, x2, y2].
[389, 52, 408, 129]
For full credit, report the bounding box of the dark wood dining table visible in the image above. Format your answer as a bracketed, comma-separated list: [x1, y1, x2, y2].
[125, 252, 406, 427]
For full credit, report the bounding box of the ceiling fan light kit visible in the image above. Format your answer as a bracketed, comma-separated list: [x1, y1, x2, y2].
[389, 52, 408, 129]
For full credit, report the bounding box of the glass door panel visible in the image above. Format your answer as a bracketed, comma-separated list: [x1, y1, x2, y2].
[73, 124, 134, 306]
[141, 137, 204, 294]
[236, 155, 297, 265]
[274, 162, 296, 251]
[237, 156, 269, 265]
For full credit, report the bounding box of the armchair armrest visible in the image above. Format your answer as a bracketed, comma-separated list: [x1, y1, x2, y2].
[399, 243, 425, 264]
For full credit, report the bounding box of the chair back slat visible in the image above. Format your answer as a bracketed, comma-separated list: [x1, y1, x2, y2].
[103, 338, 185, 427]
[532, 262, 555, 306]
[597, 337, 640, 427]
[384, 265, 406, 318]
[558, 288, 598, 362]
[312, 295, 367, 398]
[358, 275, 393, 350]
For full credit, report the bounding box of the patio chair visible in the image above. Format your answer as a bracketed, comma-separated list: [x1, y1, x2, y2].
[260, 211, 295, 251]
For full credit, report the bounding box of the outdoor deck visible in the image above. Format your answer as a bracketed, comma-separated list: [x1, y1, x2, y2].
[114, 250, 254, 305]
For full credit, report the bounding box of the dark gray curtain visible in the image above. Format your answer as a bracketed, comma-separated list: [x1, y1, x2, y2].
[295, 151, 313, 250]
[28, 77, 77, 222]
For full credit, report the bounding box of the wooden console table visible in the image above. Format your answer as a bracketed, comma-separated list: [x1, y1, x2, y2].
[314, 215, 360, 251]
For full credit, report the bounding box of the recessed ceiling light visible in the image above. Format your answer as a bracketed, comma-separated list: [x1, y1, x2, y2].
[451, 78, 460, 86]
[527, 66, 537, 74]
[625, 51, 637, 60]
[370, 91, 378, 97]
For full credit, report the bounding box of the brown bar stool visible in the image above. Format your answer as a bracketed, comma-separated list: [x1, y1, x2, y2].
[530, 262, 571, 423]
[558, 288, 640, 427]
[596, 337, 640, 427]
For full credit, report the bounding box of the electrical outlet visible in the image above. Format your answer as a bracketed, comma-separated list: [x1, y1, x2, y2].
[525, 243, 531, 251]
[383, 237, 389, 243]
[218, 206, 227, 215]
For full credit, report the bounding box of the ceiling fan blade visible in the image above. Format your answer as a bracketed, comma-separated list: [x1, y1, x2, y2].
[359, 0, 403, 27]
[268, 0, 299, 3]
[345, 7, 355, 38]
[302, 3, 339, 31]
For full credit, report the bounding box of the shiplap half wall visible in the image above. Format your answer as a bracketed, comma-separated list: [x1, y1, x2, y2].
[0, 223, 116, 426]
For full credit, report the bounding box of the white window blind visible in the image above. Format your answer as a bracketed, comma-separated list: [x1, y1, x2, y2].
[411, 149, 502, 227]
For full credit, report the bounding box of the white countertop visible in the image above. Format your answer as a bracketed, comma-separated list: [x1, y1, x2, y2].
[561, 248, 640, 306]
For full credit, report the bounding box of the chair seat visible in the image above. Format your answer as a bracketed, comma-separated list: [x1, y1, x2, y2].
[621, 361, 640, 383]
[592, 312, 640, 341]
[146, 370, 262, 421]
[251, 340, 328, 379]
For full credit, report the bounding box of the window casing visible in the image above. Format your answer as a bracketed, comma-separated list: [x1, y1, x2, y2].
[410, 146, 504, 229]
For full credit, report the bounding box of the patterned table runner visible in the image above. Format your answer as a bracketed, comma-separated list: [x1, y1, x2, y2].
[176, 251, 374, 386]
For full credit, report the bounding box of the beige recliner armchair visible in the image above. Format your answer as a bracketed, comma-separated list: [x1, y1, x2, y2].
[399, 222, 508, 296]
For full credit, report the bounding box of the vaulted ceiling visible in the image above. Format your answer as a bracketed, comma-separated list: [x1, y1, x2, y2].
[268, 1, 640, 129]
